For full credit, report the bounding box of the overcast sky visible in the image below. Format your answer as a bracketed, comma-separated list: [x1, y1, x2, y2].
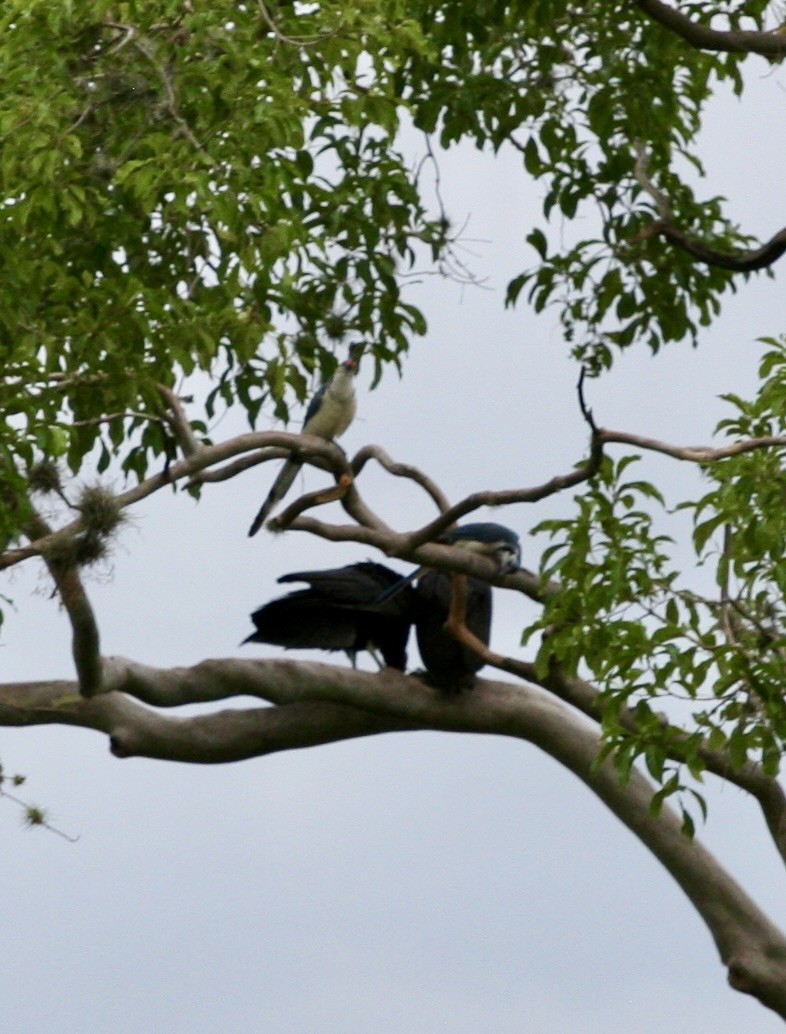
[1, 50, 785, 1034]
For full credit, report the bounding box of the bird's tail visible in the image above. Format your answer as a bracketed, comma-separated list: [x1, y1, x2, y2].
[248, 459, 302, 536]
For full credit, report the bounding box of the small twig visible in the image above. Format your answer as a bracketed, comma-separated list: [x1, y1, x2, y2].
[0, 785, 80, 842]
[256, 0, 338, 48]
[72, 410, 164, 429]
[577, 365, 599, 435]
[132, 38, 210, 156]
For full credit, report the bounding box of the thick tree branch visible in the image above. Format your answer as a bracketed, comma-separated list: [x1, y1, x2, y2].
[634, 0, 786, 57]
[3, 656, 786, 1014]
[515, 659, 786, 869]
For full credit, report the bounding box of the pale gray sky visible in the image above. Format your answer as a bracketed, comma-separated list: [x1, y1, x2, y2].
[1, 55, 785, 1034]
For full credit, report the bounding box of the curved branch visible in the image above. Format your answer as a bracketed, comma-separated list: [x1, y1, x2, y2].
[0, 431, 352, 571]
[633, 141, 786, 273]
[655, 220, 786, 273]
[514, 659, 786, 869]
[352, 444, 451, 513]
[634, 0, 786, 57]
[402, 439, 604, 551]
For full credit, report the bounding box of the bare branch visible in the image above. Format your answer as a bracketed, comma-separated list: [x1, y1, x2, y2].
[352, 444, 451, 513]
[634, 0, 786, 57]
[600, 428, 786, 463]
[402, 447, 603, 551]
[0, 431, 351, 571]
[26, 512, 102, 697]
[4, 656, 786, 1013]
[513, 658, 786, 869]
[633, 141, 786, 272]
[268, 474, 355, 529]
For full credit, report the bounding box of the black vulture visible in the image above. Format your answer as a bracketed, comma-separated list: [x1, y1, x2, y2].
[243, 561, 414, 670]
[248, 343, 363, 536]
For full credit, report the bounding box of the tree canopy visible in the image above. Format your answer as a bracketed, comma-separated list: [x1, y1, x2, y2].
[3, 0, 786, 1021]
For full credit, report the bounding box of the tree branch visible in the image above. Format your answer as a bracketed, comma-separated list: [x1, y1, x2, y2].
[600, 428, 786, 463]
[25, 512, 103, 697]
[633, 140, 786, 272]
[634, 0, 786, 57]
[4, 656, 786, 1014]
[352, 444, 451, 513]
[157, 384, 203, 457]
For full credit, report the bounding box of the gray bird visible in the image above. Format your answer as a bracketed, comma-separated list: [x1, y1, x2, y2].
[248, 343, 362, 536]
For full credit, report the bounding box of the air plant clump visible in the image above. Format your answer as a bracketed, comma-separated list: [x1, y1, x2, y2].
[43, 485, 126, 568]
[28, 459, 63, 495]
[43, 530, 108, 568]
[77, 485, 124, 539]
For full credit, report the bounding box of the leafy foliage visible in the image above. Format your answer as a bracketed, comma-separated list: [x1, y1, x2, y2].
[530, 339, 786, 804]
[1, 2, 785, 805]
[0, 3, 770, 504]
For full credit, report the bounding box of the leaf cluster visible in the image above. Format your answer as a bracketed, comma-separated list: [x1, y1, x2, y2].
[528, 367, 786, 801]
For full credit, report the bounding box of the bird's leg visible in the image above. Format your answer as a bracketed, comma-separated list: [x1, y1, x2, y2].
[367, 646, 386, 670]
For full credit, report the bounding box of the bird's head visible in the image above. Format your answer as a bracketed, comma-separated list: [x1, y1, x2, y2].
[441, 522, 521, 573]
[344, 342, 364, 371]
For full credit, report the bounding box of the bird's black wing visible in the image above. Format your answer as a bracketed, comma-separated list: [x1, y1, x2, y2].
[278, 562, 413, 613]
[244, 591, 361, 652]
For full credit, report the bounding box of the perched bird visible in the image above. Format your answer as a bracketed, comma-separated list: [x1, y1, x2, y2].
[375, 521, 521, 604]
[413, 570, 492, 693]
[243, 562, 416, 670]
[441, 522, 521, 572]
[248, 343, 363, 536]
